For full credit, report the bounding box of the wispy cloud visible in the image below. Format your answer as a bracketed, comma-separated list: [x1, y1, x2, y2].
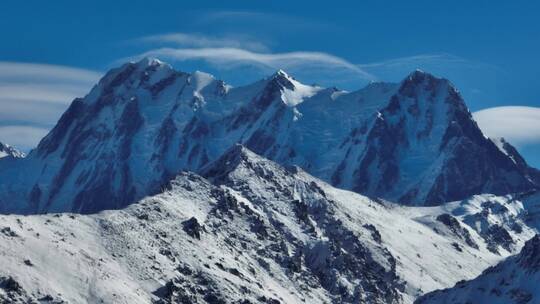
[137, 33, 270, 52]
[358, 53, 502, 79]
[358, 53, 470, 69]
[0, 62, 101, 84]
[473, 106, 540, 146]
[0, 62, 101, 150]
[127, 47, 375, 81]
[130, 30, 500, 88]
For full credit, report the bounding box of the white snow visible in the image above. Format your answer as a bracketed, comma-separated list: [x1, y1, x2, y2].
[0, 145, 538, 303]
[280, 77, 322, 107]
[0, 59, 537, 303]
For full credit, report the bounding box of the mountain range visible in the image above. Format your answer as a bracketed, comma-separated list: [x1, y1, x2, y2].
[0, 58, 539, 303]
[0, 58, 537, 214]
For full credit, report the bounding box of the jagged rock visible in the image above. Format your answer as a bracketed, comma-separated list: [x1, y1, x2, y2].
[0, 276, 35, 304]
[485, 225, 514, 254]
[1, 227, 18, 237]
[182, 217, 203, 239]
[363, 224, 383, 243]
[436, 214, 479, 249]
[517, 235, 540, 271]
[0, 276, 21, 292]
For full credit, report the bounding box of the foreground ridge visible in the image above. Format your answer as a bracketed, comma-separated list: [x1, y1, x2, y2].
[417, 229, 540, 304]
[1, 146, 537, 303]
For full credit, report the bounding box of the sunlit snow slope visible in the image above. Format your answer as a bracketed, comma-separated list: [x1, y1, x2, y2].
[0, 146, 537, 303]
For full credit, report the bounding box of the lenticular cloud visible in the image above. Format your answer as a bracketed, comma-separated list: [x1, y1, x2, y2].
[473, 106, 540, 145]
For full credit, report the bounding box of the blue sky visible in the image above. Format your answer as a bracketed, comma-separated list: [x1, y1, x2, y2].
[0, 0, 539, 166]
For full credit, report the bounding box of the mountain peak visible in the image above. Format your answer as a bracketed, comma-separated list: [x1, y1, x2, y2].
[201, 144, 263, 182]
[400, 69, 456, 94]
[396, 69, 465, 112]
[190, 70, 219, 92]
[263, 69, 322, 107]
[406, 69, 436, 80]
[274, 69, 289, 78]
[0, 142, 24, 159]
[266, 69, 295, 90]
[331, 68, 537, 205]
[192, 70, 215, 80]
[133, 56, 166, 68]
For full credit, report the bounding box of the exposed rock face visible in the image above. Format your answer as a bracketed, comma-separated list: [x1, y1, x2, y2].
[332, 71, 538, 205]
[201, 145, 405, 303]
[182, 217, 203, 239]
[496, 137, 540, 185]
[416, 235, 540, 304]
[0, 59, 537, 214]
[436, 214, 479, 249]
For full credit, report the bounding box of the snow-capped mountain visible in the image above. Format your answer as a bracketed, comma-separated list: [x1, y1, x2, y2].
[0, 145, 535, 303]
[331, 71, 538, 204]
[0, 142, 24, 159]
[0, 58, 537, 214]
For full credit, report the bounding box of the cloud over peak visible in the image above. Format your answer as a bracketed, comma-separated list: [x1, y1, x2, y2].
[137, 32, 270, 52]
[128, 46, 376, 82]
[473, 106, 540, 146]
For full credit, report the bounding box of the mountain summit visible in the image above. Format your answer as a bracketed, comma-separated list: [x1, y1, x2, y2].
[0, 58, 537, 213]
[331, 70, 538, 204]
[0, 142, 24, 159]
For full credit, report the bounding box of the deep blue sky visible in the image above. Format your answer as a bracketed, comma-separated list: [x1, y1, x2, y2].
[1, 0, 539, 108]
[0, 0, 539, 166]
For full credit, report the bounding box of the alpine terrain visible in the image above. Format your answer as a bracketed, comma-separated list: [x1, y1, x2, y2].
[417, 192, 540, 303]
[0, 142, 24, 159]
[0, 58, 539, 303]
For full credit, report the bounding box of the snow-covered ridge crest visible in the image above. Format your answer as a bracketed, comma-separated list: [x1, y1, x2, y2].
[5, 142, 540, 303]
[0, 57, 537, 214]
[0, 142, 24, 159]
[268, 69, 322, 106]
[417, 233, 540, 304]
[0, 145, 536, 303]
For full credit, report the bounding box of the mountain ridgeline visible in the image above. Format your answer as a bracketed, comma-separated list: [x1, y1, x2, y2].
[1, 142, 538, 303]
[0, 142, 24, 159]
[0, 58, 537, 214]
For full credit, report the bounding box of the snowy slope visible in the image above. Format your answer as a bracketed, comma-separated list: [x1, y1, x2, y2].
[0, 59, 537, 214]
[0, 142, 24, 159]
[0, 146, 537, 303]
[414, 190, 540, 303]
[416, 234, 540, 304]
